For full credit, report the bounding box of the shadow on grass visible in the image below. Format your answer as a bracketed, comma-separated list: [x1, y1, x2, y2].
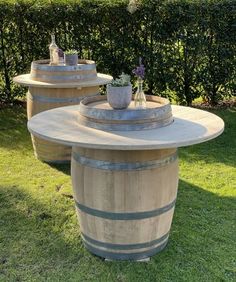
[47, 162, 71, 176]
[0, 185, 85, 281]
[0, 180, 235, 281]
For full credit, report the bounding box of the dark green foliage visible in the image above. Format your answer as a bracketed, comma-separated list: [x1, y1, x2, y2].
[0, 0, 235, 105]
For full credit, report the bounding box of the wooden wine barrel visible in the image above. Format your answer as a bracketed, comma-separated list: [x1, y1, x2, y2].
[78, 95, 173, 131]
[30, 59, 97, 83]
[27, 86, 99, 119]
[71, 147, 179, 260]
[27, 86, 99, 163]
[14, 60, 112, 163]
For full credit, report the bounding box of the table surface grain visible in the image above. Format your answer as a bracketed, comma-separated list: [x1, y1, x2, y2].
[13, 73, 113, 88]
[27, 104, 224, 150]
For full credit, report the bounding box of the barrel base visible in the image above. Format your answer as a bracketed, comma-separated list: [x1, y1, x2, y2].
[105, 257, 150, 262]
[84, 239, 168, 261]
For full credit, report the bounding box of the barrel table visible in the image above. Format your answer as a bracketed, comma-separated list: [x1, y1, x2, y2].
[27, 100, 224, 260]
[13, 59, 112, 163]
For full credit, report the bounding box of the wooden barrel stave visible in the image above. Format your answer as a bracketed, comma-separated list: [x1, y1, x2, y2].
[71, 147, 179, 260]
[31, 136, 71, 163]
[28, 86, 99, 163]
[78, 209, 174, 244]
[27, 86, 99, 118]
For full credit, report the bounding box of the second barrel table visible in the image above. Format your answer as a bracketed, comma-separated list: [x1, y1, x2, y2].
[14, 59, 112, 163]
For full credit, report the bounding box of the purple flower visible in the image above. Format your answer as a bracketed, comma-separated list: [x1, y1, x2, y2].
[132, 57, 145, 79]
[58, 48, 64, 57]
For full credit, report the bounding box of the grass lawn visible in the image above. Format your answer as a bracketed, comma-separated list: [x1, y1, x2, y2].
[0, 105, 235, 282]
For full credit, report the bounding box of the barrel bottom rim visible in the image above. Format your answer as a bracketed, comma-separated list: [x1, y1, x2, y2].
[83, 240, 168, 261]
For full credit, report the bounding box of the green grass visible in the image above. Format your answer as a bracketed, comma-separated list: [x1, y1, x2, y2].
[0, 105, 235, 282]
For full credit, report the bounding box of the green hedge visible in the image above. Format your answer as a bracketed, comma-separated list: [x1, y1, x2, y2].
[0, 0, 235, 105]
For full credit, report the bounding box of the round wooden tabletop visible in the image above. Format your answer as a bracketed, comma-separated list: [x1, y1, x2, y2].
[27, 104, 224, 150]
[13, 73, 113, 88]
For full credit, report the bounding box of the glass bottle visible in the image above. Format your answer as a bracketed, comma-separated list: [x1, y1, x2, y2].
[134, 77, 146, 109]
[49, 34, 59, 65]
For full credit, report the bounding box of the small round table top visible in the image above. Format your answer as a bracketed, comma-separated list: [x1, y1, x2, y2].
[78, 95, 173, 131]
[13, 73, 113, 88]
[27, 104, 224, 150]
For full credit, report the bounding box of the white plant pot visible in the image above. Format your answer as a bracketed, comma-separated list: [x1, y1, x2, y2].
[106, 84, 132, 110]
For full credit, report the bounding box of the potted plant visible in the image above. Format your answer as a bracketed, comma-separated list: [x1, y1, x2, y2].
[64, 49, 78, 66]
[106, 73, 132, 110]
